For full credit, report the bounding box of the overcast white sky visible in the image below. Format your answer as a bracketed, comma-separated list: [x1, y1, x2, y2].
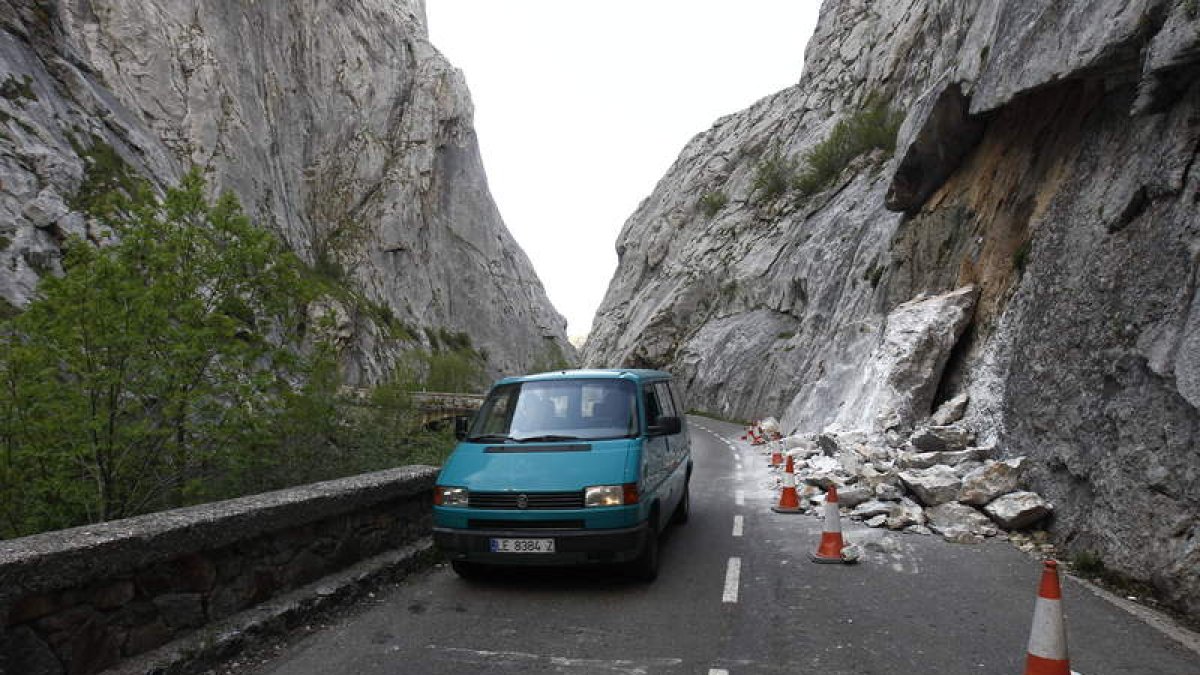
[426, 1, 822, 338]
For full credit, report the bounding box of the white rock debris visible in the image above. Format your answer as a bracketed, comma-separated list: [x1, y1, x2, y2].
[765, 419, 1051, 544]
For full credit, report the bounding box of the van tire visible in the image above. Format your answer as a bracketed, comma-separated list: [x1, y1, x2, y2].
[672, 482, 690, 524]
[630, 517, 660, 582]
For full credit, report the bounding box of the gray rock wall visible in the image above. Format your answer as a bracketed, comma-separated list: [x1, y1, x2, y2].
[585, 0, 1199, 615]
[0, 0, 571, 382]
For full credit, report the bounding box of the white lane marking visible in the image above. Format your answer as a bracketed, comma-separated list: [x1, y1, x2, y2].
[735, 489, 745, 506]
[723, 557, 741, 603]
[732, 515, 744, 537]
[708, 670, 730, 675]
[431, 646, 683, 671]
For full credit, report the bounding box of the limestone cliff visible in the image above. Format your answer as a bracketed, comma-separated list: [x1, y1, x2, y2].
[585, 0, 1199, 615]
[0, 0, 572, 383]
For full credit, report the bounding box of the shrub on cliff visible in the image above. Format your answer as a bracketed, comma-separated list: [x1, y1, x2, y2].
[698, 190, 729, 216]
[794, 95, 904, 197]
[750, 151, 798, 204]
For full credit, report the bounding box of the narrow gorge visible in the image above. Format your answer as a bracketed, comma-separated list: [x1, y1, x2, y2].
[584, 0, 1199, 617]
[0, 0, 571, 383]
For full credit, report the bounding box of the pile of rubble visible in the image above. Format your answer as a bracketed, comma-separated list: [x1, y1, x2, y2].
[757, 395, 1055, 544]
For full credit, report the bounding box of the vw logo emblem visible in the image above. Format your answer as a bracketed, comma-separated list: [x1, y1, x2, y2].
[516, 494, 528, 509]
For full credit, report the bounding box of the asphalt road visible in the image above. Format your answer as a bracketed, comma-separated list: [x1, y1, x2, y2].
[242, 416, 1199, 675]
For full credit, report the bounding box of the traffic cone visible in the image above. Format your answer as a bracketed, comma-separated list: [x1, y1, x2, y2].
[810, 485, 848, 563]
[1025, 560, 1071, 675]
[771, 455, 802, 513]
[769, 439, 783, 467]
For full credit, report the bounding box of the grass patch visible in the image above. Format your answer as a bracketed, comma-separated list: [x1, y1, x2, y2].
[750, 151, 798, 205]
[794, 94, 904, 198]
[698, 191, 728, 217]
[1071, 550, 1105, 577]
[776, 331, 795, 340]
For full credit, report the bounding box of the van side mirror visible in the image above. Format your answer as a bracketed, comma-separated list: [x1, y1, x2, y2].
[454, 415, 472, 441]
[648, 415, 682, 436]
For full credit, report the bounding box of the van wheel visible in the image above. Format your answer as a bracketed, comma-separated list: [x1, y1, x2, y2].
[672, 483, 690, 525]
[451, 560, 482, 579]
[630, 519, 660, 582]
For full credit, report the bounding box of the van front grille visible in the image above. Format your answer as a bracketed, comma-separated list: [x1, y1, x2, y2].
[468, 491, 585, 510]
[468, 519, 584, 530]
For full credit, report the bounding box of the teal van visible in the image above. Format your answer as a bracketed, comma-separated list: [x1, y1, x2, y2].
[433, 369, 691, 581]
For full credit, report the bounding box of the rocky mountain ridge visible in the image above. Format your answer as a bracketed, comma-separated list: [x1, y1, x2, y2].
[0, 0, 572, 383]
[585, 0, 1199, 616]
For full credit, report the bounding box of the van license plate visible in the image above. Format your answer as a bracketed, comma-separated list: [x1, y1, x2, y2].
[489, 538, 555, 553]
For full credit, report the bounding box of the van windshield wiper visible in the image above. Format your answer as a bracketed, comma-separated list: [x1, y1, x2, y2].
[467, 434, 514, 443]
[513, 434, 584, 443]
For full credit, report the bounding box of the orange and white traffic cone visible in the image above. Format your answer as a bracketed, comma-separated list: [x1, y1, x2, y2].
[771, 455, 802, 513]
[1025, 560, 1071, 675]
[810, 485, 848, 563]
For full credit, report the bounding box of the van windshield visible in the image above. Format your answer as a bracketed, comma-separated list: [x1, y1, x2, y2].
[467, 379, 638, 442]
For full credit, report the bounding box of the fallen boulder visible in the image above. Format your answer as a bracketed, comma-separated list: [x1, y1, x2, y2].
[875, 483, 904, 501]
[910, 424, 975, 453]
[837, 484, 873, 509]
[926, 502, 999, 543]
[959, 458, 1025, 505]
[899, 465, 962, 506]
[897, 447, 985, 470]
[983, 491, 1052, 530]
[851, 499, 895, 519]
[929, 393, 969, 426]
[829, 286, 979, 437]
[886, 498, 926, 530]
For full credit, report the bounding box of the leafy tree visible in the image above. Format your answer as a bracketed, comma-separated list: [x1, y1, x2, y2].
[0, 169, 316, 534]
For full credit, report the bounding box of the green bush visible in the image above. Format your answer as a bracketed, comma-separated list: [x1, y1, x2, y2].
[794, 95, 904, 197]
[1071, 550, 1105, 577]
[0, 168, 465, 538]
[0, 169, 317, 532]
[751, 151, 797, 204]
[698, 191, 728, 217]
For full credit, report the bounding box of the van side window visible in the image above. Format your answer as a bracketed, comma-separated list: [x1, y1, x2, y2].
[643, 386, 663, 427]
[665, 383, 685, 417]
[654, 382, 677, 418]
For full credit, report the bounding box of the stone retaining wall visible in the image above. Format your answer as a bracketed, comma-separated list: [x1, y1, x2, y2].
[0, 465, 439, 675]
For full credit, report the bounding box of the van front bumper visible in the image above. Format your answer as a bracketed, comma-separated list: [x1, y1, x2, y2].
[434, 522, 649, 565]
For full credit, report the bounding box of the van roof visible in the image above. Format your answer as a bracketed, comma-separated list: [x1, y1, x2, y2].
[494, 368, 671, 386]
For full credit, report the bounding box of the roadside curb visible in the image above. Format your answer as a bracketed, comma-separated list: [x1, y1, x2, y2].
[105, 538, 439, 675]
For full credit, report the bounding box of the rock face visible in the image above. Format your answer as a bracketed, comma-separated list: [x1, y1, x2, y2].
[0, 0, 572, 382]
[585, 0, 1200, 615]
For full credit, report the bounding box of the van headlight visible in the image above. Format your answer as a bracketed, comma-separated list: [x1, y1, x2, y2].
[434, 486, 468, 507]
[585, 483, 639, 507]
